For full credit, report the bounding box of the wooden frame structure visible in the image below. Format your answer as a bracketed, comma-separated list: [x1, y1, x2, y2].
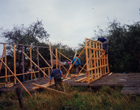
[81, 38, 109, 83]
[0, 43, 53, 83]
[0, 38, 110, 96]
[63, 38, 110, 83]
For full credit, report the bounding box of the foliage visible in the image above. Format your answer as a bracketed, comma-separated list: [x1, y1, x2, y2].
[0, 86, 140, 110]
[0, 20, 50, 72]
[0, 100, 13, 109]
[52, 43, 75, 61]
[1, 20, 49, 45]
[108, 20, 140, 72]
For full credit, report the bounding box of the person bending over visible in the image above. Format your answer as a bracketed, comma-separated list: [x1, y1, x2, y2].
[49, 66, 64, 91]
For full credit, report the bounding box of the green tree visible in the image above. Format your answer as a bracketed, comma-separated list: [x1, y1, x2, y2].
[1, 20, 49, 45]
[108, 21, 140, 72]
[0, 20, 50, 71]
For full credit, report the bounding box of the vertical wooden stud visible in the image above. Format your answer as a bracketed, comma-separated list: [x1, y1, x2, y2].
[49, 42, 53, 69]
[55, 48, 58, 68]
[30, 46, 33, 80]
[37, 47, 40, 78]
[22, 45, 25, 81]
[4, 44, 7, 82]
[13, 45, 16, 84]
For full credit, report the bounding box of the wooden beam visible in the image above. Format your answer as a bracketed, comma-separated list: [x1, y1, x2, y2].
[36, 50, 52, 68]
[37, 47, 41, 78]
[22, 45, 25, 81]
[75, 63, 87, 79]
[85, 38, 89, 83]
[63, 47, 85, 78]
[0, 58, 32, 97]
[13, 45, 16, 84]
[32, 83, 69, 95]
[21, 50, 49, 78]
[49, 42, 53, 69]
[75, 76, 87, 82]
[32, 77, 71, 90]
[4, 44, 7, 82]
[30, 46, 33, 80]
[57, 51, 72, 61]
[50, 51, 68, 72]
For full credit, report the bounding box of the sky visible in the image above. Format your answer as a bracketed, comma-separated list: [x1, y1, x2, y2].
[0, 0, 140, 50]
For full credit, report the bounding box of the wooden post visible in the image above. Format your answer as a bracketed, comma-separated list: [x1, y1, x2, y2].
[13, 45, 16, 84]
[55, 48, 58, 68]
[30, 46, 33, 80]
[0, 58, 32, 97]
[4, 44, 7, 82]
[36, 50, 52, 68]
[16, 87, 25, 110]
[37, 47, 41, 78]
[57, 51, 72, 61]
[50, 51, 68, 72]
[21, 50, 49, 78]
[58, 48, 61, 70]
[85, 38, 90, 83]
[22, 45, 25, 82]
[63, 47, 85, 78]
[49, 42, 53, 69]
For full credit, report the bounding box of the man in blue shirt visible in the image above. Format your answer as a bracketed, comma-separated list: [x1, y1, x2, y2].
[72, 54, 81, 74]
[49, 67, 64, 91]
[98, 37, 109, 54]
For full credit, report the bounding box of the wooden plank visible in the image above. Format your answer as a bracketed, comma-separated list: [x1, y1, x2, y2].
[13, 45, 16, 84]
[32, 81, 55, 89]
[57, 51, 72, 61]
[4, 44, 7, 82]
[22, 45, 25, 81]
[36, 50, 52, 68]
[0, 71, 39, 78]
[0, 58, 32, 97]
[50, 51, 68, 72]
[85, 38, 89, 83]
[37, 47, 41, 78]
[21, 50, 49, 78]
[55, 48, 58, 68]
[75, 76, 87, 82]
[70, 73, 86, 78]
[49, 42, 53, 68]
[32, 77, 71, 90]
[63, 46, 85, 78]
[32, 83, 69, 95]
[30, 46, 33, 80]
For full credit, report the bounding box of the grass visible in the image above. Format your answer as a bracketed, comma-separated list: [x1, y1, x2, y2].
[0, 86, 140, 110]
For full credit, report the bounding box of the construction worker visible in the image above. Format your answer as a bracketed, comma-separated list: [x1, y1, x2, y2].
[72, 54, 81, 74]
[49, 66, 64, 91]
[98, 37, 109, 54]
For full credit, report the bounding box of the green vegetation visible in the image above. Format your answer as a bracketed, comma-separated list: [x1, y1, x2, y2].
[0, 86, 140, 110]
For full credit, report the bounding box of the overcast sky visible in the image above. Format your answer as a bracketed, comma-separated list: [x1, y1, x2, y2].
[0, 0, 140, 49]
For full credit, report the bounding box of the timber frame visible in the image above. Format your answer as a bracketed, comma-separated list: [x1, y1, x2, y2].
[63, 38, 109, 83]
[0, 38, 110, 96]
